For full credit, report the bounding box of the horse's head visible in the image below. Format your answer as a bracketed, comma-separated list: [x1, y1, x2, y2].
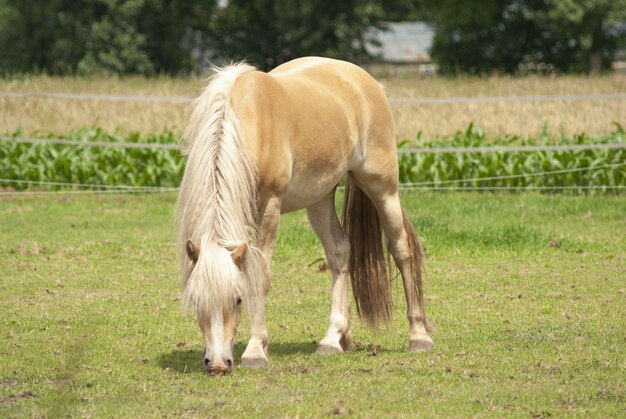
[184, 239, 249, 375]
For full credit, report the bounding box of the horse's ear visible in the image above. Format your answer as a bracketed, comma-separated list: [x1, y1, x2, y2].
[186, 240, 199, 264]
[230, 242, 248, 268]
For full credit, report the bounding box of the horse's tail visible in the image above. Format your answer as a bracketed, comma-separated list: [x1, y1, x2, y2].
[342, 175, 431, 332]
[341, 174, 393, 329]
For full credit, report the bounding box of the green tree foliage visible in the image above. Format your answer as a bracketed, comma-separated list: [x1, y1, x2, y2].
[77, 1, 155, 75]
[1, 0, 624, 75]
[204, 0, 384, 70]
[0, 0, 211, 75]
[428, 0, 626, 74]
[0, 0, 91, 74]
[379, 0, 431, 22]
[0, 0, 25, 72]
[427, 0, 536, 74]
[543, 0, 626, 73]
[0, 0, 384, 74]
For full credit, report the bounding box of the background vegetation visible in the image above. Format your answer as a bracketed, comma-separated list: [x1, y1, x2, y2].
[426, 0, 626, 74]
[1, 73, 624, 140]
[0, 0, 624, 75]
[1, 72, 623, 193]
[1, 125, 624, 192]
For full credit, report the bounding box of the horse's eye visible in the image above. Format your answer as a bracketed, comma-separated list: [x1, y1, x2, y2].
[235, 297, 243, 307]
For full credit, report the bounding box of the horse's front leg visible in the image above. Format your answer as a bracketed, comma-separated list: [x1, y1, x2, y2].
[240, 195, 281, 369]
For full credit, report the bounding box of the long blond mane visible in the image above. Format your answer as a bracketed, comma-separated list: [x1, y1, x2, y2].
[176, 63, 262, 318]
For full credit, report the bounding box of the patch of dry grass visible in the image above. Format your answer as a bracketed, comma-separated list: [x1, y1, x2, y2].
[0, 73, 624, 140]
[383, 73, 626, 140]
[0, 97, 190, 136]
[0, 75, 198, 136]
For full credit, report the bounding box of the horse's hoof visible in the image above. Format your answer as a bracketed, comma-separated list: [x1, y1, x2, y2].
[315, 344, 343, 355]
[340, 337, 356, 352]
[408, 339, 433, 353]
[240, 357, 268, 369]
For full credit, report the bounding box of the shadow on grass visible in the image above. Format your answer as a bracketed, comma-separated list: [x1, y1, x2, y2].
[157, 349, 204, 374]
[266, 340, 318, 357]
[157, 340, 321, 373]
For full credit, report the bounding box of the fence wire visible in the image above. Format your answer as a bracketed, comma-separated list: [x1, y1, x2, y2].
[1, 162, 623, 196]
[0, 179, 172, 190]
[1, 89, 623, 195]
[397, 185, 625, 191]
[400, 162, 624, 187]
[0, 188, 179, 196]
[0, 135, 179, 150]
[1, 90, 625, 105]
[3, 185, 622, 196]
[1, 134, 624, 153]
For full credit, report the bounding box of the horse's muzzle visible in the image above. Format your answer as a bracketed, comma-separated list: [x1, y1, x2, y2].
[206, 359, 233, 376]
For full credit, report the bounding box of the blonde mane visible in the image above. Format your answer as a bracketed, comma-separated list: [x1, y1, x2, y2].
[176, 63, 263, 318]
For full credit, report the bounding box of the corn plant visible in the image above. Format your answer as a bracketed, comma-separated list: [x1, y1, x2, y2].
[1, 124, 624, 192]
[0, 128, 184, 191]
[397, 123, 625, 192]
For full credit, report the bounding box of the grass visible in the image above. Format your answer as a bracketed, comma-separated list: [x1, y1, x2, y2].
[1, 192, 624, 417]
[1, 73, 624, 140]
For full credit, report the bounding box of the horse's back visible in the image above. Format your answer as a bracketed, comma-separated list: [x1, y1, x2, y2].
[230, 57, 397, 212]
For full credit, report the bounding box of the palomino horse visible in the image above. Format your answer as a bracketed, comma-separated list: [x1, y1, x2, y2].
[177, 57, 433, 375]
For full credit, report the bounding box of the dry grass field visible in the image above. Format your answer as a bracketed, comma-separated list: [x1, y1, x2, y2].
[1, 72, 624, 140]
[387, 75, 625, 140]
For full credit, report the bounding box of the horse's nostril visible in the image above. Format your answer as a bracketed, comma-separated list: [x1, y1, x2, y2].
[204, 358, 211, 368]
[226, 359, 233, 369]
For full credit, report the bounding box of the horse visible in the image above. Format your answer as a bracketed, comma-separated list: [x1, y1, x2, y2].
[176, 56, 433, 375]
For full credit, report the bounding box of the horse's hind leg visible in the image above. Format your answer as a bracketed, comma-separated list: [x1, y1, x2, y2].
[353, 172, 433, 352]
[307, 189, 355, 354]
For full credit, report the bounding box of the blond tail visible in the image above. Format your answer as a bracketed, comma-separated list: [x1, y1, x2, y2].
[341, 174, 393, 329]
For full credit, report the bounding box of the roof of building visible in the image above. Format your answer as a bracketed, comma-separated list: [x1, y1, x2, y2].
[366, 21, 434, 63]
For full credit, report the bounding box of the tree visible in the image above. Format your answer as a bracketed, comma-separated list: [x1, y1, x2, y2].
[426, 0, 626, 74]
[427, 0, 553, 74]
[0, 0, 27, 73]
[543, 0, 626, 73]
[0, 0, 211, 75]
[0, 0, 96, 74]
[380, 0, 431, 22]
[76, 0, 155, 75]
[204, 0, 384, 70]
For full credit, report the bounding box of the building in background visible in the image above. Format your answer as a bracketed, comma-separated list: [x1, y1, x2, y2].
[365, 22, 436, 76]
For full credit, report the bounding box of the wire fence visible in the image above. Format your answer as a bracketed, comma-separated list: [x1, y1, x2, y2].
[398, 163, 624, 187]
[1, 89, 624, 196]
[397, 143, 625, 154]
[1, 136, 624, 194]
[3, 186, 624, 196]
[0, 135, 179, 150]
[0, 187, 179, 196]
[0, 90, 193, 103]
[1, 90, 625, 105]
[1, 134, 624, 153]
[1, 162, 623, 196]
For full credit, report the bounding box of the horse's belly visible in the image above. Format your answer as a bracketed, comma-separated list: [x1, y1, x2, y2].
[280, 166, 345, 213]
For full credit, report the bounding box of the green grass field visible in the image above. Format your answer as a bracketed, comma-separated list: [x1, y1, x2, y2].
[1, 192, 624, 417]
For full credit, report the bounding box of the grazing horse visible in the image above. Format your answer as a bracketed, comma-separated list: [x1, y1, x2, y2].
[177, 57, 433, 375]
